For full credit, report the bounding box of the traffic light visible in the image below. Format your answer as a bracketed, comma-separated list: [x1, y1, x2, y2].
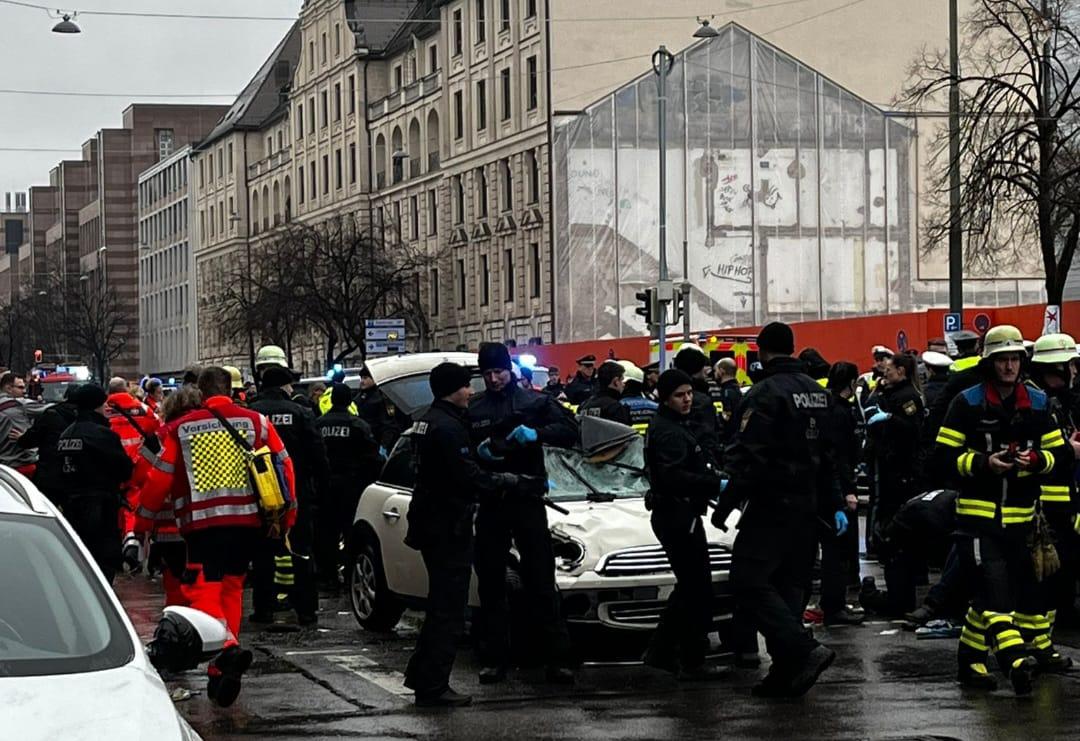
[635, 288, 656, 325]
[33, 349, 42, 364]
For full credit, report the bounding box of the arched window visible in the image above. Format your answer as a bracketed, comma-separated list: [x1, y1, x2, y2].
[408, 118, 421, 177]
[375, 133, 387, 188]
[426, 109, 440, 170]
[273, 181, 282, 226]
[251, 192, 259, 234]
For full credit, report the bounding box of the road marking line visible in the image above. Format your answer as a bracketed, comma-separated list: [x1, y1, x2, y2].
[326, 654, 412, 699]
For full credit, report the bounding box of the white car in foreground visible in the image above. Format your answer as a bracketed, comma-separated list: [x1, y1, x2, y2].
[345, 352, 737, 641]
[0, 468, 201, 741]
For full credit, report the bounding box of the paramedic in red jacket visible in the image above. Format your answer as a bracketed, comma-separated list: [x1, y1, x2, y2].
[104, 376, 161, 569]
[140, 367, 296, 708]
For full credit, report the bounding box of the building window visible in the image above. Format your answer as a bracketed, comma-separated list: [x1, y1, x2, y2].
[393, 201, 402, 238]
[475, 0, 486, 43]
[504, 248, 514, 302]
[321, 32, 327, 65]
[157, 129, 174, 159]
[349, 143, 357, 184]
[429, 44, 438, 73]
[296, 103, 304, 138]
[308, 97, 315, 132]
[453, 175, 464, 224]
[309, 161, 316, 199]
[500, 157, 512, 212]
[209, 204, 215, 236]
[335, 149, 343, 190]
[321, 91, 329, 127]
[199, 159, 205, 188]
[453, 90, 464, 139]
[476, 80, 487, 131]
[530, 241, 541, 297]
[430, 268, 439, 315]
[500, 68, 511, 121]
[298, 166, 306, 204]
[267, 135, 274, 154]
[309, 40, 315, 72]
[393, 65, 403, 91]
[348, 75, 356, 114]
[217, 148, 224, 178]
[526, 0, 537, 18]
[322, 155, 330, 194]
[500, 0, 510, 31]
[456, 258, 466, 308]
[480, 254, 490, 306]
[334, 83, 342, 121]
[227, 142, 234, 173]
[452, 9, 462, 56]
[335, 23, 341, 56]
[477, 167, 489, 217]
[527, 55, 538, 110]
[410, 194, 419, 239]
[427, 188, 438, 235]
[527, 149, 540, 204]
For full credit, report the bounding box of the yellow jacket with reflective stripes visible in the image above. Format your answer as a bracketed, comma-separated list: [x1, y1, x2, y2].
[1028, 382, 1080, 520]
[934, 381, 1072, 534]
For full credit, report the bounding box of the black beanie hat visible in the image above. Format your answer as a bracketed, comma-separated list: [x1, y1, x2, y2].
[478, 342, 513, 372]
[73, 383, 107, 411]
[430, 362, 472, 399]
[673, 346, 708, 375]
[261, 365, 294, 388]
[757, 321, 795, 355]
[656, 369, 693, 402]
[331, 383, 353, 408]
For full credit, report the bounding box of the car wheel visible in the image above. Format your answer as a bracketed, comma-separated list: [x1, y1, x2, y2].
[347, 538, 404, 632]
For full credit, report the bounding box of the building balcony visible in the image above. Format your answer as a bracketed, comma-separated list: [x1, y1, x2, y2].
[428, 152, 440, 172]
[248, 147, 292, 178]
[367, 70, 442, 122]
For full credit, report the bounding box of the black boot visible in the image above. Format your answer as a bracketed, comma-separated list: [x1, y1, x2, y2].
[415, 687, 473, 707]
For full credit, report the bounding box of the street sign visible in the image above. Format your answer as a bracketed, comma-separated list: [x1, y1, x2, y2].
[365, 328, 404, 341]
[366, 340, 406, 355]
[943, 313, 962, 333]
[1044, 305, 1061, 335]
[365, 318, 405, 329]
[973, 313, 991, 335]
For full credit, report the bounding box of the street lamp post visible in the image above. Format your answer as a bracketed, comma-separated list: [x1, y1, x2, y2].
[652, 46, 675, 371]
[948, 0, 962, 315]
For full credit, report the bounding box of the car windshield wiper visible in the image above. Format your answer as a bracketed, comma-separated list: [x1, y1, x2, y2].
[557, 456, 615, 503]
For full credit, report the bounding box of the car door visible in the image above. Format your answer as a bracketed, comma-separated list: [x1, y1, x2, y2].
[368, 436, 429, 598]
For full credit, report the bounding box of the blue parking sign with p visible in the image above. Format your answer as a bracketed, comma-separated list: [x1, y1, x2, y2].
[944, 313, 962, 333]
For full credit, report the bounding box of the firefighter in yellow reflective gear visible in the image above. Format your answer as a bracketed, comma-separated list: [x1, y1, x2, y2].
[1021, 332, 1080, 671]
[934, 325, 1073, 694]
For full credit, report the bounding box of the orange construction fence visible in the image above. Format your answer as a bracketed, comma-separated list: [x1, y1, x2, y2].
[514, 301, 1079, 381]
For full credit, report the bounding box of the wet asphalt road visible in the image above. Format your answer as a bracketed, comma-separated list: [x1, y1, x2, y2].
[115, 572, 1080, 741]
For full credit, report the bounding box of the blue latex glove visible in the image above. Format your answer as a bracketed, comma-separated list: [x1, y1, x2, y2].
[378, 446, 388, 460]
[719, 478, 729, 493]
[478, 439, 504, 462]
[547, 480, 557, 490]
[835, 510, 849, 536]
[867, 411, 891, 426]
[507, 424, 539, 445]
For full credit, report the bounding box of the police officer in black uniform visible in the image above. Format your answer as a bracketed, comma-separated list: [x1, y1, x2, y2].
[404, 362, 548, 707]
[716, 322, 844, 698]
[249, 365, 330, 625]
[542, 366, 565, 398]
[564, 355, 597, 406]
[578, 361, 632, 425]
[865, 352, 925, 550]
[19, 384, 80, 505]
[316, 384, 384, 586]
[672, 345, 723, 464]
[926, 330, 981, 438]
[469, 342, 578, 684]
[357, 366, 408, 454]
[643, 369, 728, 679]
[714, 358, 743, 444]
[57, 383, 133, 584]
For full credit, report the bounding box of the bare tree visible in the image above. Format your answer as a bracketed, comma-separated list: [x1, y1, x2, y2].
[268, 214, 437, 366]
[56, 274, 130, 381]
[901, 0, 1080, 303]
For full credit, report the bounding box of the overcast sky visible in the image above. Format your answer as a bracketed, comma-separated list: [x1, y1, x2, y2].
[0, 0, 302, 200]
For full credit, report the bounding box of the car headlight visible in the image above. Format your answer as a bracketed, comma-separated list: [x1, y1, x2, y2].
[551, 531, 586, 572]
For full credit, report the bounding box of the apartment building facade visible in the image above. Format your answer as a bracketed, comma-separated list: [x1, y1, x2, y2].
[137, 146, 197, 377]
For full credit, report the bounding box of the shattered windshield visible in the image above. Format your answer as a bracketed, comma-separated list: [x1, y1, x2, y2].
[544, 436, 648, 503]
